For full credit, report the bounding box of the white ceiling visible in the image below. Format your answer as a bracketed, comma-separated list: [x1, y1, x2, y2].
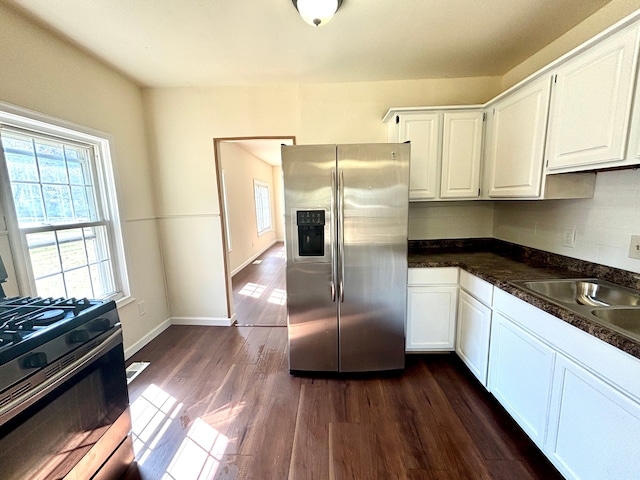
[226, 138, 295, 166]
[3, 0, 615, 88]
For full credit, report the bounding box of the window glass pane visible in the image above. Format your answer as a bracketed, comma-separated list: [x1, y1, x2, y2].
[42, 184, 74, 223]
[12, 183, 46, 225]
[67, 160, 85, 185]
[254, 181, 272, 235]
[35, 140, 68, 184]
[85, 226, 110, 263]
[90, 261, 114, 298]
[64, 267, 93, 298]
[27, 232, 61, 278]
[35, 274, 66, 299]
[1, 135, 39, 182]
[71, 186, 90, 222]
[58, 228, 88, 270]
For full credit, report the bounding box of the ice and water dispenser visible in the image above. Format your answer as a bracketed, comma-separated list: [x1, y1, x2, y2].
[296, 210, 325, 257]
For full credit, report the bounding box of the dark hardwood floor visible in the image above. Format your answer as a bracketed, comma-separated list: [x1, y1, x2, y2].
[123, 325, 562, 479]
[232, 242, 286, 327]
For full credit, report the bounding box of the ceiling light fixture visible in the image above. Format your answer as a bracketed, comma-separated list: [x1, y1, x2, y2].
[292, 0, 343, 27]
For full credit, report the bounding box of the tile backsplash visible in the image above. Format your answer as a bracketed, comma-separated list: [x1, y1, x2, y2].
[493, 169, 640, 273]
[408, 201, 494, 240]
[409, 169, 640, 273]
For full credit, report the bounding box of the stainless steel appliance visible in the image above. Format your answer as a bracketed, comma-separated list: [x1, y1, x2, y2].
[0, 296, 133, 479]
[282, 143, 410, 373]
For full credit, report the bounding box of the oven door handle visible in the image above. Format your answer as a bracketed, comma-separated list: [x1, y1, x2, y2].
[0, 328, 123, 427]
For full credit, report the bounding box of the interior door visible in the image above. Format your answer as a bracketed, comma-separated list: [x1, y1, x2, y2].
[337, 143, 409, 372]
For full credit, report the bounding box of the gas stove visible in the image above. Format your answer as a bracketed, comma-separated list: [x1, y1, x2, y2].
[0, 296, 119, 399]
[0, 295, 131, 480]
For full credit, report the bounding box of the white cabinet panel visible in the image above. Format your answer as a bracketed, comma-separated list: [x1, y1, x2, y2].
[485, 76, 552, 198]
[406, 285, 457, 352]
[546, 23, 640, 171]
[456, 290, 491, 385]
[546, 354, 640, 480]
[488, 312, 555, 447]
[398, 113, 440, 200]
[440, 111, 483, 199]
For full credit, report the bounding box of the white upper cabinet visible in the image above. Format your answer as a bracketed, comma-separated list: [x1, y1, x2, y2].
[440, 111, 484, 199]
[546, 23, 640, 172]
[397, 112, 440, 200]
[387, 108, 484, 201]
[484, 76, 552, 198]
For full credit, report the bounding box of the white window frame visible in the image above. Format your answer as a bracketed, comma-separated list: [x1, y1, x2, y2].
[253, 179, 272, 236]
[0, 101, 130, 301]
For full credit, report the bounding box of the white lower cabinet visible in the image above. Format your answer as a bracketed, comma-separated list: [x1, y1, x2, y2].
[488, 311, 555, 448]
[406, 268, 458, 352]
[545, 354, 640, 480]
[456, 290, 492, 385]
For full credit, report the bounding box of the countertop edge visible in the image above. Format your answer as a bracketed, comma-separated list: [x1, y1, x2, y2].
[408, 257, 640, 361]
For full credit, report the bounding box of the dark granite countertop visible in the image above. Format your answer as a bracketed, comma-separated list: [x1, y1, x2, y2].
[408, 239, 640, 361]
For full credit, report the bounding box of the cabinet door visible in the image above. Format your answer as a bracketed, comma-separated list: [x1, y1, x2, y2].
[488, 312, 555, 447]
[545, 354, 640, 480]
[440, 111, 484, 199]
[406, 285, 457, 351]
[485, 76, 551, 198]
[398, 113, 440, 200]
[456, 290, 492, 386]
[546, 23, 640, 171]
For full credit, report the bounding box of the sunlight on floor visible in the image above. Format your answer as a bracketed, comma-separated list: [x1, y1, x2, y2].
[238, 282, 266, 298]
[164, 418, 229, 480]
[268, 288, 286, 305]
[275, 247, 286, 259]
[131, 384, 230, 480]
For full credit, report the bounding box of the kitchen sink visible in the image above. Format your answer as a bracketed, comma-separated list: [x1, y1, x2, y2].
[510, 278, 640, 307]
[590, 308, 640, 335]
[509, 278, 640, 341]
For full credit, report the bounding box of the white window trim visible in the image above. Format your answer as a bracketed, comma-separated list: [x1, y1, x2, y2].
[253, 179, 273, 236]
[0, 100, 130, 301]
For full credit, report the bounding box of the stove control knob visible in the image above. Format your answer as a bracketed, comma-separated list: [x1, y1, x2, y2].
[68, 329, 90, 343]
[23, 352, 48, 369]
[90, 318, 112, 332]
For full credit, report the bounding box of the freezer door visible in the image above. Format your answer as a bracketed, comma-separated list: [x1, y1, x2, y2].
[282, 145, 339, 372]
[337, 143, 410, 372]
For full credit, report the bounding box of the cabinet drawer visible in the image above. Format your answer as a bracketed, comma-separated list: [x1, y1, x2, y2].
[459, 270, 493, 305]
[408, 267, 459, 285]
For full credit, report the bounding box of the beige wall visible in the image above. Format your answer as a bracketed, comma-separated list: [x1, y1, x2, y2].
[220, 142, 277, 274]
[502, 0, 640, 89]
[0, 3, 170, 356]
[143, 77, 500, 320]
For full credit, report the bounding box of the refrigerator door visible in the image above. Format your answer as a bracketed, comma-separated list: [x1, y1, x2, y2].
[337, 143, 410, 372]
[282, 145, 339, 371]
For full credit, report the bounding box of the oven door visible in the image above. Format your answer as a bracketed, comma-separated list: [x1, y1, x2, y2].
[0, 328, 133, 479]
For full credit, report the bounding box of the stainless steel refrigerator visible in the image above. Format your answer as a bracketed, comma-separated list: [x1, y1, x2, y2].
[282, 143, 410, 373]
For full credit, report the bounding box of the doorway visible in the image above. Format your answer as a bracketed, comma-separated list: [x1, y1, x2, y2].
[213, 136, 295, 326]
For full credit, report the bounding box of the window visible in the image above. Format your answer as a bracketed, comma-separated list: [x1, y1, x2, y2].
[253, 180, 272, 235]
[0, 105, 128, 301]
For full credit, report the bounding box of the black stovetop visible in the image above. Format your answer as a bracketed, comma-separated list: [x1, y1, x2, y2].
[0, 296, 115, 366]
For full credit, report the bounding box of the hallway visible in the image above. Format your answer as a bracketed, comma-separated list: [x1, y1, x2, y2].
[232, 242, 287, 326]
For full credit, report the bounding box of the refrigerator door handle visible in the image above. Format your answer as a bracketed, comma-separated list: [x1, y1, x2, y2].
[339, 170, 345, 303]
[331, 170, 337, 302]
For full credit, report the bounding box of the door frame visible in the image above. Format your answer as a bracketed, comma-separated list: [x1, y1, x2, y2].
[213, 136, 296, 320]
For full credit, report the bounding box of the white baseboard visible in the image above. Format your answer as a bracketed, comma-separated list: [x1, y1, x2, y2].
[124, 317, 171, 360]
[231, 239, 277, 277]
[170, 316, 235, 327]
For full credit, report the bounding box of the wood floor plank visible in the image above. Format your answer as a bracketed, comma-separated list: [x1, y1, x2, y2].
[232, 242, 286, 327]
[288, 384, 331, 480]
[329, 422, 376, 480]
[125, 326, 563, 479]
